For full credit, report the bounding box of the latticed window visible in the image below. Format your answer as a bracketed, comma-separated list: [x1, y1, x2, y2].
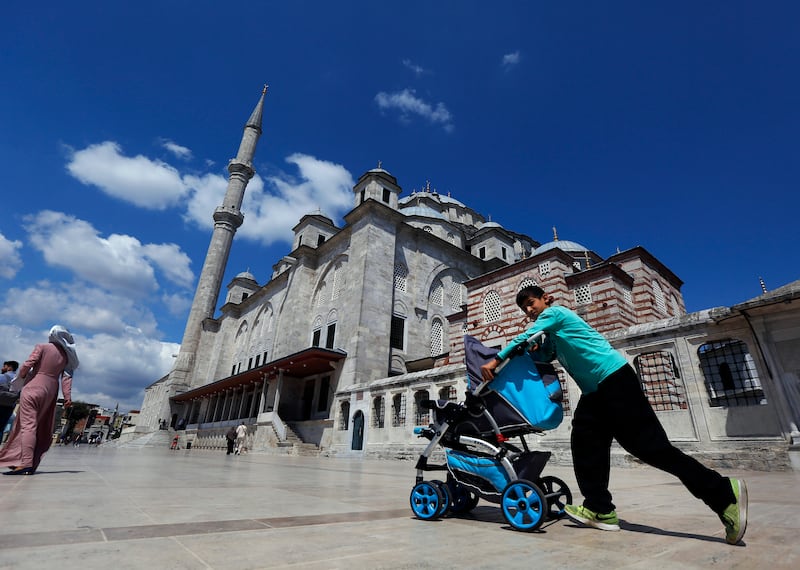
[519, 277, 537, 291]
[671, 294, 679, 315]
[423, 225, 433, 233]
[414, 390, 430, 425]
[439, 386, 457, 401]
[653, 280, 666, 313]
[447, 232, 456, 244]
[330, 266, 340, 301]
[431, 281, 444, 305]
[539, 262, 551, 277]
[698, 339, 766, 407]
[339, 401, 350, 430]
[634, 351, 687, 411]
[372, 396, 385, 428]
[574, 284, 592, 305]
[390, 315, 405, 350]
[623, 288, 632, 304]
[394, 264, 408, 292]
[449, 282, 463, 310]
[392, 393, 406, 426]
[484, 290, 502, 322]
[430, 318, 444, 356]
[573, 261, 582, 271]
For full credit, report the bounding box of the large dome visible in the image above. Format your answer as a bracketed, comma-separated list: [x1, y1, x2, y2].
[534, 240, 590, 255]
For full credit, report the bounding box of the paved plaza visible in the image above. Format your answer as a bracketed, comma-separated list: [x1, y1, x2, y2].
[0, 445, 798, 569]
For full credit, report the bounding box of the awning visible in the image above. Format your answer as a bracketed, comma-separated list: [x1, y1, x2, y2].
[172, 347, 347, 402]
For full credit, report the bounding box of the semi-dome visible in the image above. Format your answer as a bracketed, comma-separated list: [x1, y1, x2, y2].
[401, 205, 446, 220]
[534, 239, 590, 255]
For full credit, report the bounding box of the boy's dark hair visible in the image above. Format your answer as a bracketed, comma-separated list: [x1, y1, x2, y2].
[3, 360, 18, 371]
[516, 285, 546, 307]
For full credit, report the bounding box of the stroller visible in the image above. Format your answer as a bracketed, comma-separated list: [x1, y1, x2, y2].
[410, 333, 572, 531]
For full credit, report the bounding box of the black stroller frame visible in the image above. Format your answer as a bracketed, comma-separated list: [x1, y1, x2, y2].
[409, 332, 573, 531]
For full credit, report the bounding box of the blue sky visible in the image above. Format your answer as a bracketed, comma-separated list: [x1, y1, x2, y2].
[1, 1, 798, 412]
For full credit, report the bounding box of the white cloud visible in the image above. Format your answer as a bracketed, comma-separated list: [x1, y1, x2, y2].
[67, 141, 189, 209]
[0, 232, 23, 278]
[502, 51, 521, 69]
[160, 138, 193, 160]
[24, 210, 194, 297]
[374, 89, 454, 132]
[402, 59, 428, 77]
[0, 323, 179, 411]
[184, 154, 354, 247]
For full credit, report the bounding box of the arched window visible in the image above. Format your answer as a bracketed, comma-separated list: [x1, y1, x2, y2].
[483, 290, 502, 323]
[430, 280, 444, 306]
[430, 318, 444, 356]
[519, 277, 538, 291]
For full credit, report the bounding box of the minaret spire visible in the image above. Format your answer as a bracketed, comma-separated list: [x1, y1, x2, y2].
[168, 89, 267, 397]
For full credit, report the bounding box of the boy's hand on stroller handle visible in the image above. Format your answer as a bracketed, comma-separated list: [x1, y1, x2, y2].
[480, 358, 499, 381]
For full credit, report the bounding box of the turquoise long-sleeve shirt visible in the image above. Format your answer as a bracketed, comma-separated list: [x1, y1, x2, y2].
[495, 305, 627, 394]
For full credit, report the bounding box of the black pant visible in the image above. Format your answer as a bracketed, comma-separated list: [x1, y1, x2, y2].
[226, 439, 234, 454]
[571, 364, 735, 515]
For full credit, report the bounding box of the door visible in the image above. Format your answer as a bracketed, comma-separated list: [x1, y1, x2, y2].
[351, 410, 364, 450]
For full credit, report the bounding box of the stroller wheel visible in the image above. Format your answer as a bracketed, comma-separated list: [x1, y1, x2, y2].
[501, 479, 546, 531]
[448, 481, 479, 514]
[410, 481, 445, 521]
[538, 475, 572, 520]
[430, 480, 451, 517]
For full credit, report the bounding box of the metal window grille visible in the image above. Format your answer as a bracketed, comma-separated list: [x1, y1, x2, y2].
[653, 280, 666, 313]
[390, 315, 405, 350]
[414, 390, 430, 425]
[430, 319, 444, 356]
[634, 351, 687, 411]
[574, 284, 592, 305]
[623, 289, 632, 304]
[431, 281, 444, 305]
[484, 290, 502, 322]
[372, 396, 385, 428]
[439, 386, 457, 401]
[539, 262, 551, 277]
[339, 401, 350, 430]
[555, 369, 571, 415]
[449, 282, 463, 310]
[519, 277, 537, 291]
[394, 264, 408, 292]
[698, 339, 766, 407]
[392, 394, 406, 426]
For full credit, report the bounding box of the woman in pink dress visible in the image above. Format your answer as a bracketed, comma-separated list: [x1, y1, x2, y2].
[0, 325, 79, 475]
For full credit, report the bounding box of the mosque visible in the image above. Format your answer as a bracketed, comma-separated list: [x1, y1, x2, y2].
[136, 91, 800, 470]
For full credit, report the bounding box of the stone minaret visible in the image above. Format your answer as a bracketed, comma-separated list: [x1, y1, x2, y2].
[168, 87, 267, 400]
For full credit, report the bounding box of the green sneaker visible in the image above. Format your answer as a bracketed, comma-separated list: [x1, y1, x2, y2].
[720, 478, 748, 545]
[564, 504, 620, 531]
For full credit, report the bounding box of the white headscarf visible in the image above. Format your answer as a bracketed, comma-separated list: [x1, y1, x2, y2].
[49, 325, 79, 375]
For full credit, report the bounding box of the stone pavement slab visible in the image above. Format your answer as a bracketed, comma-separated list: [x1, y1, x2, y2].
[0, 445, 798, 569]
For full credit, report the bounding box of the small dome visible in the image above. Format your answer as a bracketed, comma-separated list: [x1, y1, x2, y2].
[480, 221, 502, 229]
[235, 270, 257, 282]
[438, 194, 465, 207]
[534, 240, 590, 255]
[401, 205, 446, 220]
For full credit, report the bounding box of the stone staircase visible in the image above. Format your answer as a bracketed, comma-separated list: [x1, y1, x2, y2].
[281, 422, 320, 456]
[105, 428, 177, 449]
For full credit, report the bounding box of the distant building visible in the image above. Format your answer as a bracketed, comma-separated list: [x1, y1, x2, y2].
[138, 93, 800, 470]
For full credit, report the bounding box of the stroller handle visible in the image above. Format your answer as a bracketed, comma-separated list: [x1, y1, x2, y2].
[474, 331, 546, 395]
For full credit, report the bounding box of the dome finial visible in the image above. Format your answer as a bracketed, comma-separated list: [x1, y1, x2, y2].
[584, 250, 591, 269]
[377, 159, 382, 169]
[759, 276, 767, 293]
[552, 226, 559, 241]
[262, 84, 269, 94]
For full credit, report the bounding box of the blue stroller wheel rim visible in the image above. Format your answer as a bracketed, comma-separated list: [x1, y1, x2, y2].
[410, 481, 444, 520]
[501, 479, 546, 531]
